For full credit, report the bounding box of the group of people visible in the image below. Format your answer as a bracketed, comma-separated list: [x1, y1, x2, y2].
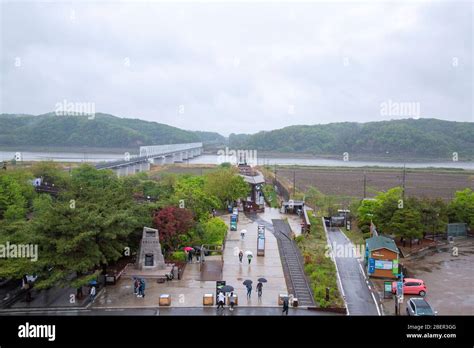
[217, 290, 237, 311]
[133, 278, 146, 298]
[186, 248, 200, 263]
[238, 249, 253, 265]
[245, 281, 263, 299]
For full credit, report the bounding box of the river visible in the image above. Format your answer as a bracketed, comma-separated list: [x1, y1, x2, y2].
[0, 151, 473, 170]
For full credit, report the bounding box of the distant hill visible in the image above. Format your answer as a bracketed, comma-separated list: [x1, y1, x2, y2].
[229, 118, 474, 159]
[0, 113, 203, 148]
[1, 113, 472, 160]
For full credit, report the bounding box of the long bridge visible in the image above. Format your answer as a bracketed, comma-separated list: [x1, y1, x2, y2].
[95, 142, 203, 176]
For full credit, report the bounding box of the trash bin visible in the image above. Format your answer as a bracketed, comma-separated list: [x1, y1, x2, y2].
[203, 293, 214, 306]
[278, 293, 288, 306]
[159, 294, 171, 306]
[292, 298, 299, 307]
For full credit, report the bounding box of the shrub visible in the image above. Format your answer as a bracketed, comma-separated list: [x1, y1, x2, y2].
[170, 251, 186, 262]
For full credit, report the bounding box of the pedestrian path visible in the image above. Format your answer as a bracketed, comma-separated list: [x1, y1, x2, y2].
[220, 212, 288, 307]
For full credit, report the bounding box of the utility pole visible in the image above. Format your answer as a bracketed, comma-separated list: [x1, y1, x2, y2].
[402, 165, 406, 201]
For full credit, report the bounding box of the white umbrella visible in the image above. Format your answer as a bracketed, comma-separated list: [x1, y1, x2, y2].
[240, 229, 247, 234]
[245, 250, 253, 256]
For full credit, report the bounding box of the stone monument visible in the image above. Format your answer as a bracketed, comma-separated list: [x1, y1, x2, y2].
[136, 227, 165, 270]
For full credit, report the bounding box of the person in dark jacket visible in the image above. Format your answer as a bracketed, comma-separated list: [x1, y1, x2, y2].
[246, 284, 252, 299]
[256, 282, 263, 298]
[282, 296, 289, 315]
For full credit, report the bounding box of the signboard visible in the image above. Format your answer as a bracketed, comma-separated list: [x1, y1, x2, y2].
[368, 258, 375, 274]
[396, 281, 403, 297]
[375, 260, 393, 270]
[257, 225, 265, 256]
[216, 281, 226, 298]
[384, 281, 392, 299]
[392, 259, 399, 275]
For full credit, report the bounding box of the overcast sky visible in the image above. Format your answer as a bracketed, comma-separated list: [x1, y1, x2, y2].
[1, 0, 472, 135]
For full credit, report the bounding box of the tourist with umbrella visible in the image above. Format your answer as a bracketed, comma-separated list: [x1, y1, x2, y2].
[243, 279, 252, 299]
[217, 291, 226, 310]
[240, 229, 247, 240]
[256, 281, 263, 298]
[184, 246, 194, 263]
[245, 250, 253, 265]
[229, 291, 237, 311]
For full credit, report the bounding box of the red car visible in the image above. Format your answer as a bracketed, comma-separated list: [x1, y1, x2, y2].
[392, 278, 427, 296]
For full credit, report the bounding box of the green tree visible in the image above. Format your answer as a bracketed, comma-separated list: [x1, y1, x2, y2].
[204, 168, 249, 209]
[173, 176, 219, 220]
[448, 188, 474, 227]
[388, 208, 423, 244]
[200, 217, 227, 245]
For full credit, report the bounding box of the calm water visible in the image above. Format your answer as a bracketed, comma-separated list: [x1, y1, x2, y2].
[1, 151, 473, 170]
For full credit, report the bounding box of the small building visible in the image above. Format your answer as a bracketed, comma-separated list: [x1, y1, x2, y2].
[365, 235, 399, 279]
[238, 163, 265, 213]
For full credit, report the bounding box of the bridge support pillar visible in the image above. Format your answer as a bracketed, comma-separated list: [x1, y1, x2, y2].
[173, 152, 183, 163]
[182, 151, 189, 160]
[164, 155, 173, 164]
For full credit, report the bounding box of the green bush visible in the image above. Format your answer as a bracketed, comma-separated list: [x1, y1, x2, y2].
[170, 251, 186, 262]
[295, 235, 305, 244]
[363, 232, 371, 239]
[201, 217, 227, 245]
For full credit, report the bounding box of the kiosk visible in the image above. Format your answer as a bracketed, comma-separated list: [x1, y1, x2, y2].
[257, 225, 265, 256]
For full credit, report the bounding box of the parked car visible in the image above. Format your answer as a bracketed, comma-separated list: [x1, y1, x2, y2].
[406, 298, 437, 316]
[392, 278, 427, 296]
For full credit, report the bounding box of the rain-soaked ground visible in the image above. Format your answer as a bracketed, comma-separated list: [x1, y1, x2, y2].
[377, 238, 474, 315]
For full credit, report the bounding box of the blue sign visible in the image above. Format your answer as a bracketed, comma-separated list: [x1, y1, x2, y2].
[396, 281, 403, 296]
[368, 258, 375, 274]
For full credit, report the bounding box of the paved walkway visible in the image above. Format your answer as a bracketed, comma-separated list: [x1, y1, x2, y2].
[93, 209, 289, 309]
[327, 227, 379, 315]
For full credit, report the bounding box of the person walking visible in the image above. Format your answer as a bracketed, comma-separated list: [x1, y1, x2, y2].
[256, 282, 263, 298]
[188, 250, 193, 263]
[247, 253, 253, 265]
[134, 278, 140, 295]
[229, 291, 236, 311]
[240, 229, 246, 240]
[217, 291, 225, 310]
[282, 296, 289, 315]
[246, 284, 252, 299]
[89, 285, 96, 302]
[238, 250, 243, 263]
[138, 279, 146, 298]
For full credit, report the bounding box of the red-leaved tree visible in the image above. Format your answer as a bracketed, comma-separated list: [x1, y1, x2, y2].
[153, 206, 194, 251]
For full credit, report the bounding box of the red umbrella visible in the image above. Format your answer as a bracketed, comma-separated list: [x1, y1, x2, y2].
[184, 247, 194, 252]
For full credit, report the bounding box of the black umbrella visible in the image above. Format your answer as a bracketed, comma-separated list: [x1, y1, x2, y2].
[193, 246, 201, 251]
[221, 285, 234, 293]
[258, 278, 267, 283]
[243, 279, 253, 286]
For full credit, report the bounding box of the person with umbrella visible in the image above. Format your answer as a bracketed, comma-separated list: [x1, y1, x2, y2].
[256, 282, 263, 298]
[240, 229, 247, 240]
[238, 250, 243, 263]
[184, 246, 194, 263]
[217, 291, 225, 310]
[243, 280, 252, 299]
[246, 251, 253, 265]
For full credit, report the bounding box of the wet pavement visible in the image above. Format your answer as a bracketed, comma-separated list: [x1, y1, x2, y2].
[377, 238, 474, 316]
[2, 306, 339, 316]
[326, 227, 379, 315]
[92, 208, 291, 309]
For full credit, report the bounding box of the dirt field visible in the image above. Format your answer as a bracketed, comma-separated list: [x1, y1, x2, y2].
[276, 167, 474, 201]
